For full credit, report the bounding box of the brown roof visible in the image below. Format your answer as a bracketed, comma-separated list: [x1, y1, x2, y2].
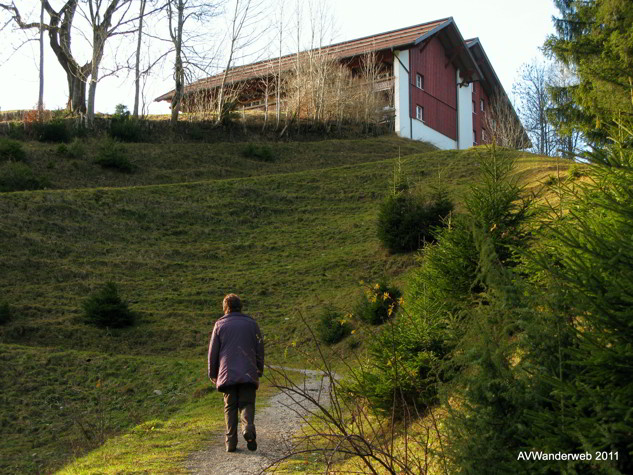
[156, 18, 452, 102]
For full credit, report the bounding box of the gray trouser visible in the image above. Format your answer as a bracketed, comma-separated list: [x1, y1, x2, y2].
[222, 383, 256, 449]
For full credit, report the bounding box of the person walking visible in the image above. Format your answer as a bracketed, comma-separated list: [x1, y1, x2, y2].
[208, 293, 264, 452]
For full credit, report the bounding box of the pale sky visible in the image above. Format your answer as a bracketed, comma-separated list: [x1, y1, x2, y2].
[0, 0, 559, 115]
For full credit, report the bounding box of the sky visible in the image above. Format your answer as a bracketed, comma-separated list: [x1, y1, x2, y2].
[0, 0, 560, 115]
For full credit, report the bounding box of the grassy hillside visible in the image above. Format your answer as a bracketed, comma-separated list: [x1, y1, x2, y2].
[0, 136, 566, 473]
[17, 136, 435, 190]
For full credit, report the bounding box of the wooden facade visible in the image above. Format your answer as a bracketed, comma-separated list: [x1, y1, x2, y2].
[409, 36, 458, 141]
[471, 80, 490, 145]
[156, 19, 527, 150]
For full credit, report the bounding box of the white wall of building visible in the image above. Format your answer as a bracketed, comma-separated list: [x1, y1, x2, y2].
[394, 49, 463, 150]
[411, 118, 457, 149]
[456, 69, 474, 150]
[393, 49, 411, 140]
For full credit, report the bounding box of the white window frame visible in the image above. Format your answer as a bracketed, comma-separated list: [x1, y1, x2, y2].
[473, 130, 477, 145]
[416, 73, 424, 90]
[416, 105, 424, 122]
[480, 99, 484, 112]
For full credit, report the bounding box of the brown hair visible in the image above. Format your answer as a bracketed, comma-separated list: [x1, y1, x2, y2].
[223, 293, 242, 314]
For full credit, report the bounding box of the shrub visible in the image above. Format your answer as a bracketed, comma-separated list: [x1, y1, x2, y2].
[56, 143, 69, 156]
[0, 301, 11, 325]
[108, 104, 144, 142]
[567, 163, 584, 179]
[67, 138, 86, 158]
[242, 143, 275, 162]
[6, 122, 25, 140]
[316, 307, 351, 344]
[353, 316, 445, 414]
[113, 104, 130, 120]
[83, 282, 136, 328]
[355, 282, 402, 325]
[377, 191, 454, 253]
[110, 119, 143, 142]
[37, 120, 71, 143]
[95, 140, 136, 173]
[0, 138, 26, 162]
[0, 162, 49, 192]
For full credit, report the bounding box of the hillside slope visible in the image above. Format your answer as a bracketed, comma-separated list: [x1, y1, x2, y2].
[0, 137, 566, 473]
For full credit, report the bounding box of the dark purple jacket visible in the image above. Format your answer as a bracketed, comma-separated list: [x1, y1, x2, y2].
[208, 312, 264, 391]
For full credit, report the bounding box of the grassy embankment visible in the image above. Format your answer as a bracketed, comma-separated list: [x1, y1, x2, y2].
[0, 136, 566, 473]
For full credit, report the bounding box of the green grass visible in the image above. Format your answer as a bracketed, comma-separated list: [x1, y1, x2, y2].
[0, 344, 214, 474]
[17, 136, 435, 190]
[0, 137, 562, 473]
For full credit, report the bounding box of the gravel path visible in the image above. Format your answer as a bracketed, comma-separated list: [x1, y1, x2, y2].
[187, 368, 331, 475]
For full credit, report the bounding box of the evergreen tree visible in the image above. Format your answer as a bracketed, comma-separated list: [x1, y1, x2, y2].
[524, 124, 633, 473]
[545, 0, 633, 143]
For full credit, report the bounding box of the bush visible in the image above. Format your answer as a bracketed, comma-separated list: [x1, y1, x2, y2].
[113, 104, 130, 120]
[108, 104, 144, 142]
[353, 317, 445, 414]
[95, 140, 136, 173]
[0, 301, 11, 325]
[56, 143, 69, 156]
[37, 120, 72, 143]
[110, 120, 143, 142]
[355, 282, 402, 325]
[0, 138, 26, 162]
[0, 162, 49, 192]
[6, 122, 25, 140]
[567, 163, 584, 179]
[242, 143, 275, 162]
[83, 282, 136, 328]
[316, 307, 351, 344]
[377, 191, 454, 253]
[67, 138, 86, 158]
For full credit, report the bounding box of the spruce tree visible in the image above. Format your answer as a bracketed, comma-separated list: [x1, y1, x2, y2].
[545, 0, 633, 143]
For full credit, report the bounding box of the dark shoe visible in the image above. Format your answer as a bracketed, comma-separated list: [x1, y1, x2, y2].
[226, 445, 236, 453]
[244, 432, 257, 451]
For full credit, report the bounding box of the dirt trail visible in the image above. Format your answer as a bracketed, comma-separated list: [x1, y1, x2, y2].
[187, 368, 330, 475]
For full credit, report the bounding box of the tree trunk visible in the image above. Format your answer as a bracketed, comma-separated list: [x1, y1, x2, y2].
[67, 73, 87, 114]
[169, 0, 185, 125]
[133, 0, 146, 118]
[38, 0, 45, 120]
[171, 48, 184, 123]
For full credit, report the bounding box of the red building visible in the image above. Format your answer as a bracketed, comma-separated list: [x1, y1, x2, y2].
[156, 18, 526, 150]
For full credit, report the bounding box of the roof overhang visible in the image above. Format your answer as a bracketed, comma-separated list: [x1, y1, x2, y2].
[413, 18, 483, 84]
[156, 19, 484, 103]
[466, 38, 531, 147]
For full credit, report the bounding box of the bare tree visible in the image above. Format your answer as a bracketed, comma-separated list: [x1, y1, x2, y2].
[273, 0, 285, 128]
[1, 1, 89, 113]
[483, 90, 530, 149]
[165, 0, 221, 124]
[1, 0, 145, 119]
[261, 312, 449, 475]
[38, 0, 45, 119]
[215, 0, 266, 124]
[83, 0, 136, 124]
[548, 63, 585, 158]
[133, 0, 147, 118]
[513, 60, 558, 156]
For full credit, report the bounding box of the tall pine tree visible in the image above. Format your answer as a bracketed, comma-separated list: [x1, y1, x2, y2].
[545, 0, 633, 143]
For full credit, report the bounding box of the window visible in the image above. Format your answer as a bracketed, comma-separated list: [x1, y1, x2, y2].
[416, 73, 424, 89]
[473, 130, 477, 145]
[480, 99, 484, 112]
[472, 82, 476, 94]
[416, 105, 424, 122]
[482, 128, 486, 142]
